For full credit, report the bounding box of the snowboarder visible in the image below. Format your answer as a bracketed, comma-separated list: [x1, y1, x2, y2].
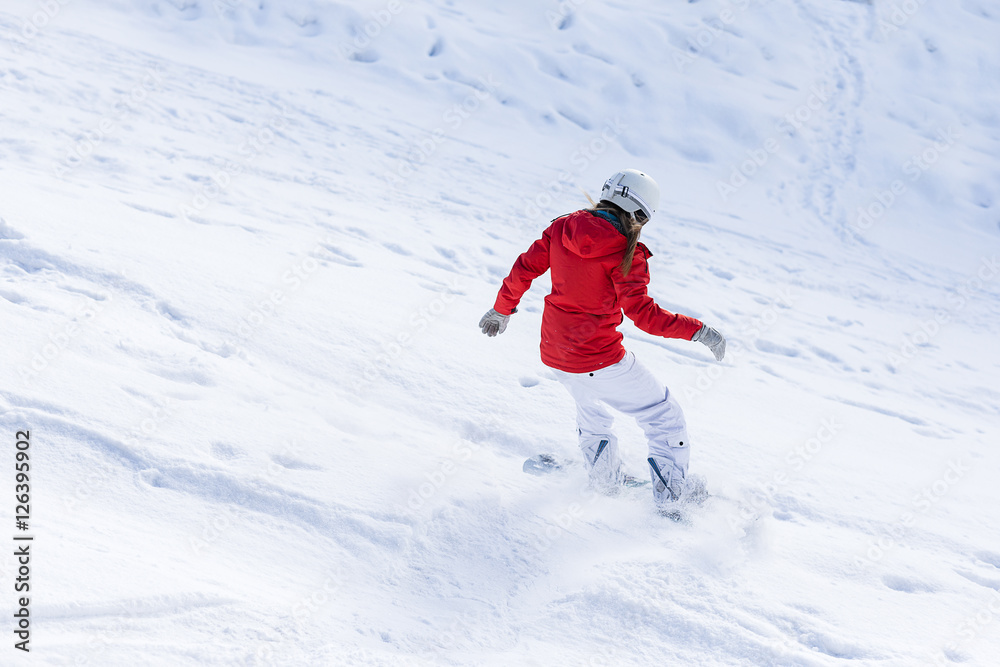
[479, 169, 727, 510]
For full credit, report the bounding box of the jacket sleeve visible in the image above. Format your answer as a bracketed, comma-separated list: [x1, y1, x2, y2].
[493, 225, 553, 316]
[613, 246, 703, 340]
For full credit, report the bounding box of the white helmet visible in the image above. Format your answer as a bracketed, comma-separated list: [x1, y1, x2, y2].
[600, 169, 660, 222]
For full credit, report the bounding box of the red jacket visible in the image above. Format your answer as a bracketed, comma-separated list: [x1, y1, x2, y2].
[494, 210, 703, 373]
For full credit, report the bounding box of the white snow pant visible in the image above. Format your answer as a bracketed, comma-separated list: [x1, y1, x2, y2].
[552, 352, 690, 494]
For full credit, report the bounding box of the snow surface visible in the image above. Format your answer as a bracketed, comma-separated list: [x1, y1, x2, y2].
[1, 0, 999, 664]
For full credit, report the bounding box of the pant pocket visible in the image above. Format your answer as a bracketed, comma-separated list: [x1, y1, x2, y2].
[649, 428, 690, 472]
[668, 429, 689, 450]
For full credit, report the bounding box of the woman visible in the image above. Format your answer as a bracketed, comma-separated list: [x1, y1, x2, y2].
[479, 169, 726, 509]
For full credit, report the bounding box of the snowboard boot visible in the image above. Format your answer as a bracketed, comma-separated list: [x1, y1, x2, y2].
[580, 435, 624, 495]
[648, 457, 707, 520]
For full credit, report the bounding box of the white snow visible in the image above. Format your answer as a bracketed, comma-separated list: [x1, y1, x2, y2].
[1, 0, 999, 664]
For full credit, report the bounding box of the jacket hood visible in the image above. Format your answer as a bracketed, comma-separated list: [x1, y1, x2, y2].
[560, 210, 627, 259]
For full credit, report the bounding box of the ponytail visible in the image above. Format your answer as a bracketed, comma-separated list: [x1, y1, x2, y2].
[619, 213, 644, 275]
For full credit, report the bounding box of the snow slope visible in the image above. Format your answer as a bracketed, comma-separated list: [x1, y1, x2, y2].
[1, 0, 999, 664]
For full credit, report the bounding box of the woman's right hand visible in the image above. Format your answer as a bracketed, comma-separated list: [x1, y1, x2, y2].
[479, 308, 513, 337]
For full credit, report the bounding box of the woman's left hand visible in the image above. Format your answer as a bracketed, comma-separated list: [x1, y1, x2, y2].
[692, 324, 726, 361]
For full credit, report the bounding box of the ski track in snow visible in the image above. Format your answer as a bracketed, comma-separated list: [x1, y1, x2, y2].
[0, 0, 999, 665]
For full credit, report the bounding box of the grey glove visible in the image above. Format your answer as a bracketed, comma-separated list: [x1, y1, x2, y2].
[479, 308, 514, 337]
[692, 324, 726, 361]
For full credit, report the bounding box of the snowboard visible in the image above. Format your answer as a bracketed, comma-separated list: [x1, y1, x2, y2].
[522, 455, 765, 528]
[522, 453, 649, 487]
[522, 454, 722, 522]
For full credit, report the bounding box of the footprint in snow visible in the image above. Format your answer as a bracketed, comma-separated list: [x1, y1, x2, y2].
[383, 243, 411, 256]
[210, 442, 244, 461]
[709, 267, 735, 281]
[434, 246, 465, 268]
[318, 243, 363, 267]
[519, 377, 540, 388]
[286, 14, 321, 37]
[811, 346, 843, 364]
[138, 468, 167, 488]
[122, 202, 176, 219]
[271, 454, 323, 471]
[882, 574, 936, 593]
[155, 300, 187, 324]
[349, 50, 380, 64]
